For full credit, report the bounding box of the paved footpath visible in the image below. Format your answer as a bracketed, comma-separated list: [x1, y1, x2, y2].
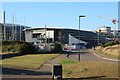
[38, 49, 119, 73]
[2, 49, 119, 79]
[32, 49, 119, 77]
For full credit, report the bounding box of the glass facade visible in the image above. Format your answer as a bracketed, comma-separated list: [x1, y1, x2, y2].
[0, 23, 30, 41]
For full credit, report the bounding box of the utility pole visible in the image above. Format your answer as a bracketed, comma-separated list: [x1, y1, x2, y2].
[12, 14, 15, 40]
[20, 25, 21, 41]
[3, 11, 6, 40]
[24, 15, 26, 42]
[45, 24, 47, 50]
[14, 16, 16, 40]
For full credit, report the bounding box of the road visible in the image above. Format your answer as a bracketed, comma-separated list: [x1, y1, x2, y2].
[1, 49, 119, 79]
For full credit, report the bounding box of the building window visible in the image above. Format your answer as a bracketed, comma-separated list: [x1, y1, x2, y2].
[32, 34, 37, 38]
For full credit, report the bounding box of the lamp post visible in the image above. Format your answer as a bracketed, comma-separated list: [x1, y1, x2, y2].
[45, 24, 47, 50]
[78, 15, 85, 61]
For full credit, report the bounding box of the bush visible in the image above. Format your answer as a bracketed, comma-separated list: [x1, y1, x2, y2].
[101, 41, 120, 47]
[50, 42, 62, 53]
[20, 43, 38, 54]
[2, 40, 25, 45]
[2, 41, 38, 54]
[2, 45, 9, 52]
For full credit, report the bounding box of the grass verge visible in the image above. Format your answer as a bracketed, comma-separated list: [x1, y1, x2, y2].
[60, 60, 118, 78]
[1, 54, 60, 70]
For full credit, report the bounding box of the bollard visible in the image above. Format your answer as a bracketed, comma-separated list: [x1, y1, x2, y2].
[52, 63, 62, 80]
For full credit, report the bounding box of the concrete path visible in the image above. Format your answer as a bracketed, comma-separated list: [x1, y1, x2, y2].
[37, 49, 118, 75]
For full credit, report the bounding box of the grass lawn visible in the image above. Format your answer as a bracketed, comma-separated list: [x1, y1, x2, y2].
[1, 54, 60, 70]
[60, 60, 118, 78]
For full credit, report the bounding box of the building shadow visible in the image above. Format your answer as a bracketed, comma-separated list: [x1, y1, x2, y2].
[1, 68, 119, 80]
[0, 52, 59, 60]
[1, 53, 26, 60]
[63, 77, 119, 80]
[1, 68, 52, 75]
[62, 51, 88, 54]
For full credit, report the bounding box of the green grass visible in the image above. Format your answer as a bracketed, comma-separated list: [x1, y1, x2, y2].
[60, 60, 118, 78]
[60, 60, 76, 64]
[1, 54, 59, 70]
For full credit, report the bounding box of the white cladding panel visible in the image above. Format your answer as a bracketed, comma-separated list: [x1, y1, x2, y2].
[25, 29, 54, 42]
[46, 31, 54, 38]
[33, 29, 45, 33]
[25, 31, 33, 42]
[33, 30, 54, 38]
[69, 34, 87, 45]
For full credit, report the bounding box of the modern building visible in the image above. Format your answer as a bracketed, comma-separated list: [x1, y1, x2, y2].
[111, 30, 120, 39]
[95, 26, 120, 43]
[95, 26, 111, 34]
[24, 28, 98, 48]
[0, 23, 30, 41]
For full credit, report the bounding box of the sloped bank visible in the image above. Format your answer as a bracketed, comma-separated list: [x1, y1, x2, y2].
[96, 45, 120, 58]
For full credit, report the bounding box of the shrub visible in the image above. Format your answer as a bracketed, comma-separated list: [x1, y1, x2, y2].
[50, 42, 62, 53]
[2, 45, 9, 52]
[2, 40, 26, 46]
[101, 41, 120, 47]
[2, 41, 38, 54]
[20, 43, 38, 54]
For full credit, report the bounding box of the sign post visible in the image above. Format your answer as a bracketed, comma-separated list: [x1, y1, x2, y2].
[52, 64, 62, 80]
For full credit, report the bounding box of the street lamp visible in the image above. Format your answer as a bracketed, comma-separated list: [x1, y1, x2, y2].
[78, 15, 86, 62]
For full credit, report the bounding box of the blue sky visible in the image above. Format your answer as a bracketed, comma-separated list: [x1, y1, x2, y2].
[2, 2, 118, 31]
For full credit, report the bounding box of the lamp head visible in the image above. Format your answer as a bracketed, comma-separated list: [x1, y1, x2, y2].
[79, 15, 86, 17]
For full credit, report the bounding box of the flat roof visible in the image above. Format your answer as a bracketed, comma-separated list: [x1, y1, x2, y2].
[24, 27, 93, 33]
[0, 23, 31, 28]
